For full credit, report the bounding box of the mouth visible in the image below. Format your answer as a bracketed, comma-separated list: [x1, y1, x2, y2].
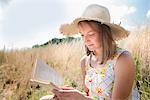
[87, 44, 93, 47]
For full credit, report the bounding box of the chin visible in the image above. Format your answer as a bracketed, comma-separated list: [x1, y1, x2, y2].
[88, 48, 94, 51]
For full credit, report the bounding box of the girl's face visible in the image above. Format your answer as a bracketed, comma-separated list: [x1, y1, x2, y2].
[78, 22, 101, 52]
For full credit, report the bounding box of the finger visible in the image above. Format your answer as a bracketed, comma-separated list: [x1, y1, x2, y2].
[52, 89, 61, 96]
[50, 82, 60, 90]
[60, 86, 75, 90]
[58, 90, 77, 97]
[52, 89, 64, 99]
[53, 89, 78, 98]
[59, 89, 78, 93]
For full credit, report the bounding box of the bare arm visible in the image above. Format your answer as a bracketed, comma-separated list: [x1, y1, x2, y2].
[111, 52, 135, 100]
[80, 55, 89, 95]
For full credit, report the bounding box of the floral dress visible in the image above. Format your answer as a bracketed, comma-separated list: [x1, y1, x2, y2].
[84, 48, 140, 100]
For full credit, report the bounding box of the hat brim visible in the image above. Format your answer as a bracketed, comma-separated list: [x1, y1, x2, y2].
[59, 17, 129, 41]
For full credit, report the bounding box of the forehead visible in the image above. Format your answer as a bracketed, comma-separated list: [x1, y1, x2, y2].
[78, 21, 92, 30]
[78, 21, 100, 33]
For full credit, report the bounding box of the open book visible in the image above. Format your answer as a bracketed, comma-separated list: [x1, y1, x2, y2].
[30, 59, 63, 89]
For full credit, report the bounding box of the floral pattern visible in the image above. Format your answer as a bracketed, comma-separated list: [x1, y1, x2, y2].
[84, 48, 140, 100]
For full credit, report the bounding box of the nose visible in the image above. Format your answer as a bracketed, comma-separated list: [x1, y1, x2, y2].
[83, 35, 90, 43]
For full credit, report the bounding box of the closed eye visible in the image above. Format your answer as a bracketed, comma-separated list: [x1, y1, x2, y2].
[88, 32, 94, 36]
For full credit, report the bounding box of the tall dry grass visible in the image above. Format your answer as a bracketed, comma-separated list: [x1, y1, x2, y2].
[0, 40, 86, 100]
[124, 23, 150, 99]
[0, 23, 150, 100]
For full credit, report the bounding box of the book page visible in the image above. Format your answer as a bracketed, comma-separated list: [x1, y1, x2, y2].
[30, 59, 63, 87]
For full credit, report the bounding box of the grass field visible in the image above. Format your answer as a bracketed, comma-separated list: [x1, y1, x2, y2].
[0, 24, 150, 100]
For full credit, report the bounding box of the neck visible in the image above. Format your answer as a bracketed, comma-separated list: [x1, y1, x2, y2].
[93, 47, 103, 60]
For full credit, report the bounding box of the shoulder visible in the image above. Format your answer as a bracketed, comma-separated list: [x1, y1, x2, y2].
[115, 48, 133, 65]
[116, 50, 133, 66]
[80, 55, 88, 68]
[80, 55, 87, 62]
[114, 50, 135, 76]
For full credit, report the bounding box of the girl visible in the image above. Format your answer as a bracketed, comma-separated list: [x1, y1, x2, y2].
[52, 4, 139, 100]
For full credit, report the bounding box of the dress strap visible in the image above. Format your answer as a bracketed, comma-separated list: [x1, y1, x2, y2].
[113, 48, 129, 66]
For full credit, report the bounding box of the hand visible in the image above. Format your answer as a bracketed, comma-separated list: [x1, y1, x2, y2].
[52, 89, 86, 100]
[83, 85, 89, 96]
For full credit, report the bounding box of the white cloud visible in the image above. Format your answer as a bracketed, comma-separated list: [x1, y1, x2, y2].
[0, 34, 5, 50]
[0, 8, 4, 47]
[62, 0, 136, 25]
[1, 26, 64, 50]
[124, 24, 137, 31]
[146, 10, 150, 19]
[55, 0, 137, 33]
[1, 0, 137, 49]
[0, 8, 3, 20]
[30, 26, 64, 46]
[109, 5, 136, 23]
[128, 6, 136, 14]
[2, 0, 66, 48]
[63, 0, 115, 22]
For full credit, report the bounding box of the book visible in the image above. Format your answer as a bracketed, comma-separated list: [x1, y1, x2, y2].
[30, 58, 63, 88]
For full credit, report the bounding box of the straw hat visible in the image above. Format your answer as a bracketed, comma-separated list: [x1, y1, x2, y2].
[59, 4, 129, 41]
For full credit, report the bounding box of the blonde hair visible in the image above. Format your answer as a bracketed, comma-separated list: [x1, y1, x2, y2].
[78, 20, 117, 64]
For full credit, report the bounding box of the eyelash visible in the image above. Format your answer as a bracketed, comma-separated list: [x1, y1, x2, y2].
[81, 34, 94, 37]
[81, 34, 84, 37]
[80, 33, 94, 37]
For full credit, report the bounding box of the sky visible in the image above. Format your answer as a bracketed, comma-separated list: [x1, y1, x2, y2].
[0, 0, 150, 50]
